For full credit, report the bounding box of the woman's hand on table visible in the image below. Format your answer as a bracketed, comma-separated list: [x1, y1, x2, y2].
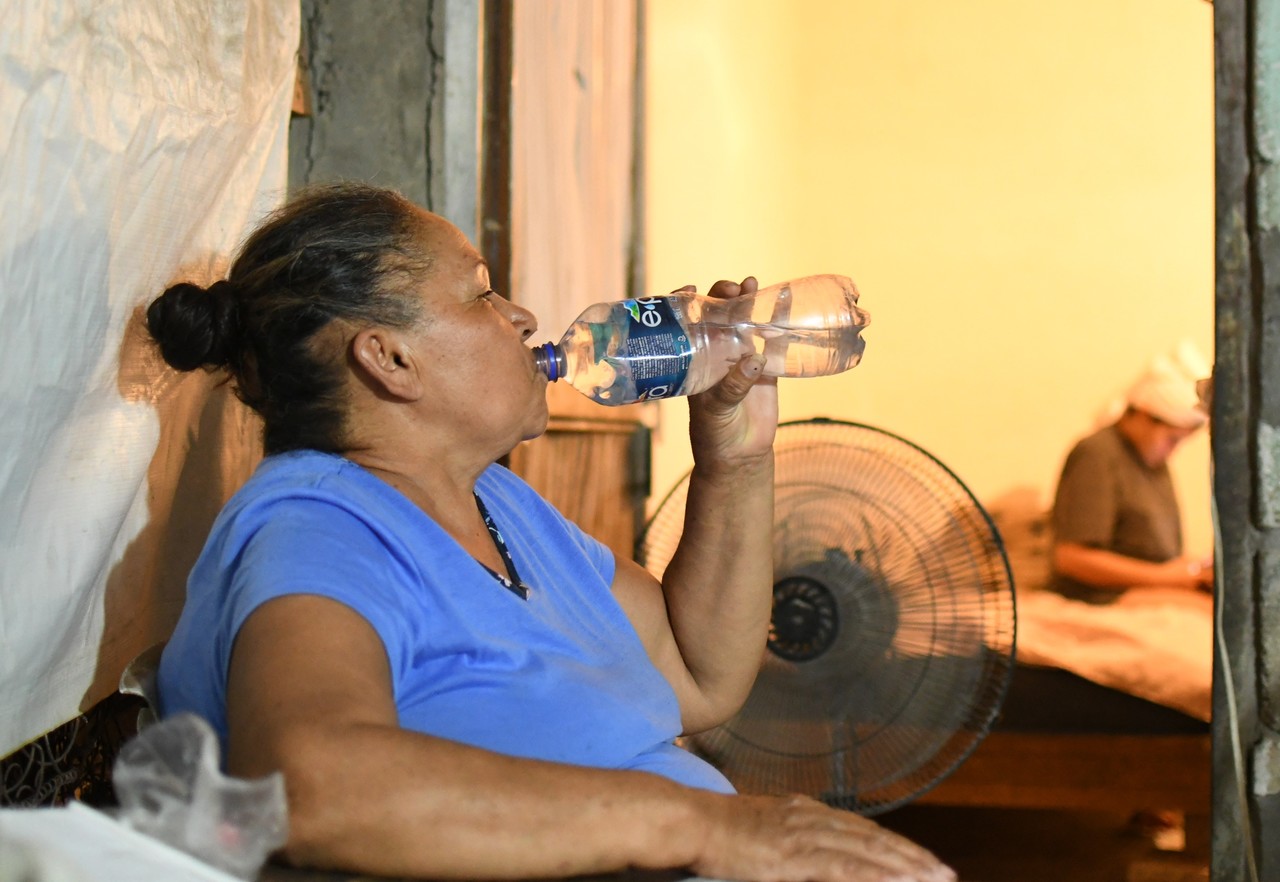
[688, 792, 955, 882]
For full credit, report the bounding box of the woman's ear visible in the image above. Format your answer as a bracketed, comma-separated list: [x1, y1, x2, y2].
[351, 327, 424, 401]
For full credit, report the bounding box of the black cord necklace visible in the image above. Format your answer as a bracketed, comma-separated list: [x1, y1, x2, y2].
[473, 493, 531, 600]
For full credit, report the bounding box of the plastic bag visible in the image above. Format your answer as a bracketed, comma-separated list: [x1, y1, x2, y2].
[112, 713, 288, 880]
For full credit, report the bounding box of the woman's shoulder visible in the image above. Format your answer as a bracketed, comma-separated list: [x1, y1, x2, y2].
[476, 464, 602, 545]
[208, 450, 429, 560]
[475, 463, 577, 527]
[250, 448, 361, 488]
[207, 451, 434, 604]
[476, 461, 538, 499]
[233, 450, 405, 513]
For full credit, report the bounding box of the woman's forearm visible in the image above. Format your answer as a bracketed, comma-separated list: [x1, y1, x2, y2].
[228, 597, 711, 879]
[265, 720, 953, 882]
[659, 454, 775, 731]
[271, 723, 710, 878]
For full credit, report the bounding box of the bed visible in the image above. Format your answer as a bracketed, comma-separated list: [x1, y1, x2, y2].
[913, 492, 1212, 832]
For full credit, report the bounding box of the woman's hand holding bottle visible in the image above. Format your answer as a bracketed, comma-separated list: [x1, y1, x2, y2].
[684, 277, 778, 472]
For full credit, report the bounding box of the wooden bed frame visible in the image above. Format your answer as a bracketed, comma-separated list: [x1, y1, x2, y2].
[915, 730, 1211, 815]
[929, 504, 1213, 829]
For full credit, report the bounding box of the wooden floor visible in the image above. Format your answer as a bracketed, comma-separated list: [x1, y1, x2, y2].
[877, 805, 1209, 882]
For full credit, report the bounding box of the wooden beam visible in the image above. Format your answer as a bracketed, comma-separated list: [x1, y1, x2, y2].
[916, 732, 1211, 813]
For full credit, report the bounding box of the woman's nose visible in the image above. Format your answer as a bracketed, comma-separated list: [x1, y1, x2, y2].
[508, 301, 538, 341]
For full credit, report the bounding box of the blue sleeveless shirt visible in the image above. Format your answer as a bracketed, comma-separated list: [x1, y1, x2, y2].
[157, 450, 731, 793]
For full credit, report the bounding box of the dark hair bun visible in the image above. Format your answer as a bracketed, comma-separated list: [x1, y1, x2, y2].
[146, 280, 240, 371]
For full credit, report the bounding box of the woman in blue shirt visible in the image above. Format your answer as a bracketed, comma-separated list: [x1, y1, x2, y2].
[146, 182, 950, 882]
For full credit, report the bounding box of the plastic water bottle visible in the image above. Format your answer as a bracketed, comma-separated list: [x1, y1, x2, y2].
[532, 274, 870, 406]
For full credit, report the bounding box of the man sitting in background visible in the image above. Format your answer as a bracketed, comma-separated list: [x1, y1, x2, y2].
[1049, 346, 1211, 605]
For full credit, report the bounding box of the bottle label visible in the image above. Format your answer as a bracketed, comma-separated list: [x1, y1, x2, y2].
[620, 297, 693, 401]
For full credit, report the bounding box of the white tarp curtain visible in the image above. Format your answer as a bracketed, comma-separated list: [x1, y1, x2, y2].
[0, 0, 299, 756]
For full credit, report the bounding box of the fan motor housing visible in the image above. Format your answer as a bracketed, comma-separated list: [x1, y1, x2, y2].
[768, 575, 839, 662]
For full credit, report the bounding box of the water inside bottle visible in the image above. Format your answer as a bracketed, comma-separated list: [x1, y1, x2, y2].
[706, 322, 866, 379]
[561, 318, 647, 403]
[697, 274, 868, 381]
[583, 355, 639, 403]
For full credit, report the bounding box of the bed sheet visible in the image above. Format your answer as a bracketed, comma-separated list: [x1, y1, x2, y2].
[1013, 587, 1212, 722]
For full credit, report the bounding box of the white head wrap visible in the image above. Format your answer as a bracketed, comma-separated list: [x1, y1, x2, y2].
[1124, 340, 1210, 429]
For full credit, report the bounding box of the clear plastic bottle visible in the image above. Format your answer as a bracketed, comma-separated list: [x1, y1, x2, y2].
[532, 274, 870, 406]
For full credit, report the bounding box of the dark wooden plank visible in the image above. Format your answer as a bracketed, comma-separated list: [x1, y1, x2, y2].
[915, 731, 1211, 813]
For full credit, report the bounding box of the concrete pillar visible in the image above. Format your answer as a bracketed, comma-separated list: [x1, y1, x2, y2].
[287, 0, 483, 238]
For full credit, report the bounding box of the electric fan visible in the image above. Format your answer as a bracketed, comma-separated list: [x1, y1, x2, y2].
[639, 418, 1016, 815]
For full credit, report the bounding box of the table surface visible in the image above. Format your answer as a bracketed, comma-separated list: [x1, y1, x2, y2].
[260, 864, 696, 882]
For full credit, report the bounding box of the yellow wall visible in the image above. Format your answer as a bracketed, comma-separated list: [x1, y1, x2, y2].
[644, 0, 1215, 555]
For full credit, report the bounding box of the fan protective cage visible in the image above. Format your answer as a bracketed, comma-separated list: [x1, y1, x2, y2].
[639, 418, 1017, 815]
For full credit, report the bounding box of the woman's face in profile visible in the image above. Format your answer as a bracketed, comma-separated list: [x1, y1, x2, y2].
[404, 211, 550, 449]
